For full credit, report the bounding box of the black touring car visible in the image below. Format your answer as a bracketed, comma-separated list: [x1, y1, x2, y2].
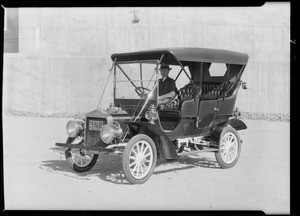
[56, 47, 248, 184]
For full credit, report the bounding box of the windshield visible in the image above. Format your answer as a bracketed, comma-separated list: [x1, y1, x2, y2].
[115, 62, 158, 100]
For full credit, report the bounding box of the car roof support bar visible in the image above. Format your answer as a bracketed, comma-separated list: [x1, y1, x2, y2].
[97, 58, 116, 110]
[177, 60, 198, 94]
[225, 64, 246, 96]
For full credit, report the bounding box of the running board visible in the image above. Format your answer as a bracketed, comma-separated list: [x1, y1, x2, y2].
[178, 148, 218, 157]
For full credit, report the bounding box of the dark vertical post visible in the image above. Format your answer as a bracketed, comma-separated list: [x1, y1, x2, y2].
[113, 62, 116, 104]
[196, 62, 204, 127]
[227, 64, 230, 81]
[200, 62, 203, 92]
[140, 63, 143, 88]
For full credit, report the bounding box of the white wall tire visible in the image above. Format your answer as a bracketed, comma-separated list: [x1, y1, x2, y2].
[122, 134, 157, 184]
[215, 127, 241, 168]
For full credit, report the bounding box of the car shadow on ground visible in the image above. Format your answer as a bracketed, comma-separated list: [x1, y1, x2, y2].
[154, 154, 221, 176]
[41, 148, 220, 185]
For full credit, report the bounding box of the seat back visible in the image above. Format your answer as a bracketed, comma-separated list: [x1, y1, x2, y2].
[178, 84, 199, 103]
[202, 82, 227, 100]
[159, 81, 235, 110]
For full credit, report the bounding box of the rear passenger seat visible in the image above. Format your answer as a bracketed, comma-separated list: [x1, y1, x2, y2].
[202, 82, 227, 100]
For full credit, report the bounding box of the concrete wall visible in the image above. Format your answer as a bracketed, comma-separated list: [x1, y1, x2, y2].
[3, 3, 290, 114]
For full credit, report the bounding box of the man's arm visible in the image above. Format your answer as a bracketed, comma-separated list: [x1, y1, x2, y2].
[159, 91, 175, 100]
[158, 91, 175, 105]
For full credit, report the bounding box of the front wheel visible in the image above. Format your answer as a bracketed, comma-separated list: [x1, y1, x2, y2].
[122, 134, 157, 184]
[215, 127, 241, 168]
[65, 137, 98, 173]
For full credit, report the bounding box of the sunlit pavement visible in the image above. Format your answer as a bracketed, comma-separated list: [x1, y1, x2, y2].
[3, 116, 289, 213]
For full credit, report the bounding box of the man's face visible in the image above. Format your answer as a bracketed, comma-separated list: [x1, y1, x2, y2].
[160, 68, 170, 78]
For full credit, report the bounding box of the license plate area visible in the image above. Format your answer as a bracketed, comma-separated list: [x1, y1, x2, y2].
[88, 120, 104, 131]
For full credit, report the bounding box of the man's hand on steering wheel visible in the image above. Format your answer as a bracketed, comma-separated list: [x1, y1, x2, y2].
[135, 86, 151, 98]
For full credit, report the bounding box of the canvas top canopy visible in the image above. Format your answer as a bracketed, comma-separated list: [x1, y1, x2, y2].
[111, 47, 249, 65]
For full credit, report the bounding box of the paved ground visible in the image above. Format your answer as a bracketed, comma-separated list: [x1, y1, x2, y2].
[3, 116, 290, 213]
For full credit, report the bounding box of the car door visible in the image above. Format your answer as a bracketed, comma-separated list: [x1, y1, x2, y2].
[197, 99, 218, 128]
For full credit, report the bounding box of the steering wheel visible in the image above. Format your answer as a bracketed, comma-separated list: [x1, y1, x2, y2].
[135, 86, 151, 98]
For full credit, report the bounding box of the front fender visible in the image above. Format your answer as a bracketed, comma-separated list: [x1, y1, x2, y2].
[126, 122, 178, 159]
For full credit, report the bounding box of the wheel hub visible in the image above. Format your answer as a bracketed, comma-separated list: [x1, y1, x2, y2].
[136, 154, 142, 164]
[136, 154, 146, 165]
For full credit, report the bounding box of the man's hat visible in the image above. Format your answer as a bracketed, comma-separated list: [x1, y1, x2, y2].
[160, 63, 172, 70]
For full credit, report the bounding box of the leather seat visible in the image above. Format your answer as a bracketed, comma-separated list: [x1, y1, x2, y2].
[159, 82, 230, 111]
[178, 84, 199, 102]
[202, 83, 225, 100]
[202, 82, 235, 100]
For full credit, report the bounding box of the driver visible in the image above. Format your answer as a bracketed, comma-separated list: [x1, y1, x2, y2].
[158, 63, 177, 104]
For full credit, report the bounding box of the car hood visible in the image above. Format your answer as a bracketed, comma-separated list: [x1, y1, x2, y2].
[85, 109, 134, 121]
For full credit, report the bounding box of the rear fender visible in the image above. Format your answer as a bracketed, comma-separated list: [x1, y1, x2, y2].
[209, 118, 247, 141]
[126, 122, 178, 159]
[227, 118, 247, 130]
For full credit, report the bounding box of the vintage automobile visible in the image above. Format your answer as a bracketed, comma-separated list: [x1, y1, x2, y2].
[55, 47, 248, 184]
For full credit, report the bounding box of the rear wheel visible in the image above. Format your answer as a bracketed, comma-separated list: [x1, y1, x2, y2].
[215, 127, 241, 168]
[65, 137, 98, 173]
[122, 134, 157, 184]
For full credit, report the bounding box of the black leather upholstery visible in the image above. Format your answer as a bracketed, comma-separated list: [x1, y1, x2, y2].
[159, 82, 232, 111]
[202, 82, 226, 100]
[159, 84, 199, 111]
[178, 84, 199, 102]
